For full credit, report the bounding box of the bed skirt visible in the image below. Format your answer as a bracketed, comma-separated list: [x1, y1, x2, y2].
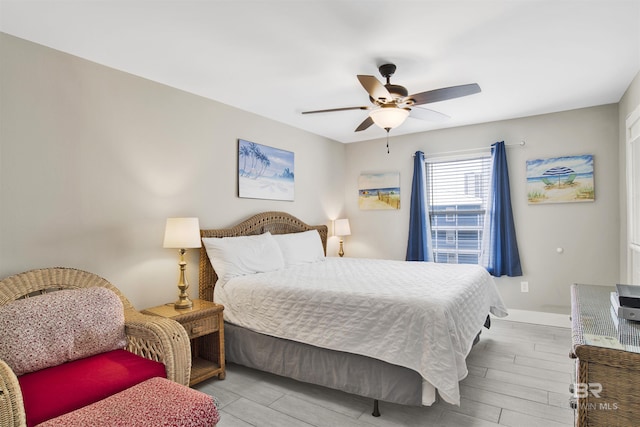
[224, 322, 426, 406]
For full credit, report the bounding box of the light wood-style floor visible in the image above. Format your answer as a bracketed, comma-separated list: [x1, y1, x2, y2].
[195, 319, 575, 426]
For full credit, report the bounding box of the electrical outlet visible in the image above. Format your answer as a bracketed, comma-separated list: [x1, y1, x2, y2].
[521, 281, 529, 293]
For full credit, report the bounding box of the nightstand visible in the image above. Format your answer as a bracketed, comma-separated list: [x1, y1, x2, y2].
[143, 299, 225, 385]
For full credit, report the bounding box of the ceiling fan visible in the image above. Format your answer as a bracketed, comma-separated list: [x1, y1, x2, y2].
[302, 63, 481, 133]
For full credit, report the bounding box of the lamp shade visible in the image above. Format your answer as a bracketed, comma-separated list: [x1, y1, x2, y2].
[369, 106, 410, 130]
[163, 217, 201, 249]
[334, 218, 351, 237]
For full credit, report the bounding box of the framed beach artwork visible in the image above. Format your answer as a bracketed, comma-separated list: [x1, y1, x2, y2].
[358, 172, 400, 210]
[526, 154, 594, 204]
[238, 139, 294, 201]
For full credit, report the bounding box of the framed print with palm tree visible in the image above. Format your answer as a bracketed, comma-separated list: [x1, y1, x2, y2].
[238, 139, 294, 201]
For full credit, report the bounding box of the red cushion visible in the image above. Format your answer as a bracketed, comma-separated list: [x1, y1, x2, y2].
[18, 349, 166, 427]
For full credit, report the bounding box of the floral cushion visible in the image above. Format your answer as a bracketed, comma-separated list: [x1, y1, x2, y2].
[35, 376, 220, 427]
[20, 349, 166, 427]
[0, 287, 127, 376]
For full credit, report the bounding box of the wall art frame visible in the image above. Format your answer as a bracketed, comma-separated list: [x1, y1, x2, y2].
[526, 154, 594, 204]
[238, 139, 294, 201]
[358, 172, 401, 210]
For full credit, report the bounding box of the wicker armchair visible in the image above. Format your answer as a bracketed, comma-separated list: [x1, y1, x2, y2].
[0, 267, 192, 427]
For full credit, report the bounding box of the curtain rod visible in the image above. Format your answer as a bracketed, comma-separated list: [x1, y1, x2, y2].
[416, 140, 526, 157]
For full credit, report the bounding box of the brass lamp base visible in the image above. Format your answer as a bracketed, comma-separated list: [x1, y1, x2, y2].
[174, 250, 193, 310]
[174, 295, 193, 309]
[338, 239, 345, 257]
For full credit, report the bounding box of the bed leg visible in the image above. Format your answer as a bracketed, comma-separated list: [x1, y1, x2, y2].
[473, 331, 481, 346]
[372, 399, 380, 417]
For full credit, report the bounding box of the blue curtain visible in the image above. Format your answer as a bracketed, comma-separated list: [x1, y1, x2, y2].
[406, 151, 433, 261]
[484, 141, 522, 276]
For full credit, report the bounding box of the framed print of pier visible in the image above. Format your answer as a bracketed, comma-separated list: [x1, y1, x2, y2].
[358, 172, 401, 210]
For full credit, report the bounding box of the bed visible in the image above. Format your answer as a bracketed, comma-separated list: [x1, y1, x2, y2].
[199, 211, 507, 413]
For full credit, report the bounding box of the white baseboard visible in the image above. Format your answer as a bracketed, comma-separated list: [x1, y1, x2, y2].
[493, 309, 571, 328]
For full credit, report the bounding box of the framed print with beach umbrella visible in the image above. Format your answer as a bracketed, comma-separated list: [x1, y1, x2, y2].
[526, 155, 594, 204]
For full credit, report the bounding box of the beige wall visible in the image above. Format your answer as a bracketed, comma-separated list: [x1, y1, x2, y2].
[0, 33, 346, 309]
[344, 105, 620, 314]
[0, 32, 636, 316]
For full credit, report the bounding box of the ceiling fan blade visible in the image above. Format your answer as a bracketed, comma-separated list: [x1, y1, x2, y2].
[357, 75, 393, 103]
[410, 106, 450, 122]
[302, 106, 369, 114]
[409, 83, 481, 106]
[355, 116, 374, 132]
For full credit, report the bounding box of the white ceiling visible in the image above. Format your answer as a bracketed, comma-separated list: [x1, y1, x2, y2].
[1, 1, 639, 143]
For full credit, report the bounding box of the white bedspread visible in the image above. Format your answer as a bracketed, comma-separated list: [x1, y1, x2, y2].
[214, 258, 508, 405]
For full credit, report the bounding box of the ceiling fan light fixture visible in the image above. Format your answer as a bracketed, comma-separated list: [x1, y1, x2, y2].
[369, 106, 410, 130]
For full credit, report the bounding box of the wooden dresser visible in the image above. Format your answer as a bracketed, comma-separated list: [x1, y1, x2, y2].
[570, 284, 640, 426]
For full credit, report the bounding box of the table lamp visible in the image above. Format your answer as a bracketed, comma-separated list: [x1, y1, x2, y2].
[334, 218, 351, 257]
[163, 217, 201, 309]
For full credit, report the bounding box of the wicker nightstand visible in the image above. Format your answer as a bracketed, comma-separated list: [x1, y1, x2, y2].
[143, 299, 225, 385]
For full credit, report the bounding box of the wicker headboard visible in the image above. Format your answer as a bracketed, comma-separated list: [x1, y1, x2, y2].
[198, 211, 328, 302]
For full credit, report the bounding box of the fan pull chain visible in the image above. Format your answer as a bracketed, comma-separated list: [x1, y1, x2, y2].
[385, 128, 390, 154]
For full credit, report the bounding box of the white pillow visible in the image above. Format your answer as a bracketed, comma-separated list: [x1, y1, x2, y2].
[202, 232, 284, 285]
[272, 230, 325, 267]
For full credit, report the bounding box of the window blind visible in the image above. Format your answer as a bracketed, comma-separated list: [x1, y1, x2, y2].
[426, 155, 492, 264]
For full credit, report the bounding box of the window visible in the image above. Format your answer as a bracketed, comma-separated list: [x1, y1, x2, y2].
[426, 155, 492, 265]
